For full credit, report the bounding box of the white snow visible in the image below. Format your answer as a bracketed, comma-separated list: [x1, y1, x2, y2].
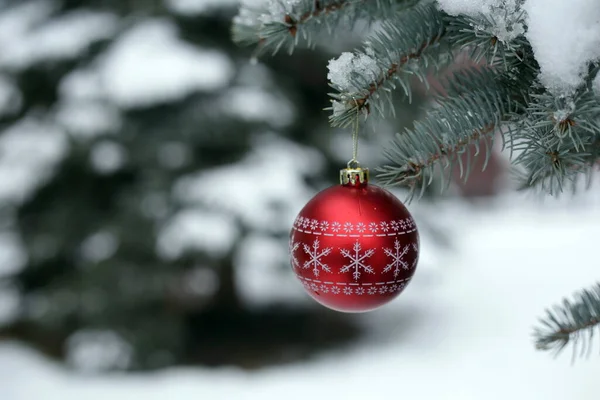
[79, 231, 119, 263]
[594, 74, 600, 95]
[174, 134, 324, 230]
[0, 9, 119, 70]
[166, 0, 239, 15]
[219, 87, 295, 128]
[438, 0, 525, 42]
[89, 141, 127, 174]
[66, 330, 132, 372]
[524, 0, 600, 93]
[2, 191, 600, 398]
[55, 101, 121, 138]
[0, 75, 22, 117]
[59, 68, 106, 101]
[0, 119, 68, 204]
[0, 232, 27, 277]
[437, 0, 600, 93]
[98, 19, 235, 108]
[0, 1, 57, 63]
[327, 51, 381, 92]
[235, 234, 309, 307]
[156, 209, 239, 260]
[0, 283, 20, 327]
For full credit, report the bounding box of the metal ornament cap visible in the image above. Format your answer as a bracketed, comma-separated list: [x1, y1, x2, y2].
[340, 160, 369, 186]
[289, 169, 420, 313]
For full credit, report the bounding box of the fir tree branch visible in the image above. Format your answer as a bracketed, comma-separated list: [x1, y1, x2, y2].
[327, 3, 449, 127]
[509, 76, 600, 195]
[533, 283, 600, 360]
[375, 66, 517, 200]
[232, 0, 406, 56]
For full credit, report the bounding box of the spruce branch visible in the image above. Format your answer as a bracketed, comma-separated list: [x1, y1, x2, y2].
[327, 3, 448, 127]
[232, 0, 407, 56]
[509, 75, 600, 195]
[534, 283, 600, 361]
[375, 66, 516, 201]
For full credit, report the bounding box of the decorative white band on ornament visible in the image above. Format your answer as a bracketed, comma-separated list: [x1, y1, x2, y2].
[292, 226, 417, 237]
[292, 217, 416, 236]
[296, 276, 412, 296]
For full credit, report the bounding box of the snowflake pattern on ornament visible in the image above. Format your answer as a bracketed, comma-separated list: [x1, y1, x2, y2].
[340, 240, 375, 280]
[331, 286, 341, 294]
[343, 222, 353, 233]
[378, 286, 388, 294]
[383, 239, 410, 278]
[356, 222, 366, 233]
[289, 240, 300, 269]
[319, 284, 329, 294]
[343, 286, 353, 295]
[331, 221, 341, 232]
[302, 238, 333, 277]
[368, 222, 379, 233]
[355, 287, 365, 295]
[380, 221, 390, 232]
[319, 221, 329, 231]
[367, 287, 377, 295]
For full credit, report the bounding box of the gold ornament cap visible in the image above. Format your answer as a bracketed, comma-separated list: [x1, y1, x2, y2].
[340, 160, 369, 185]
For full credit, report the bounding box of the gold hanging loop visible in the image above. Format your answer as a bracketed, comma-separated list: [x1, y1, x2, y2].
[340, 98, 369, 185]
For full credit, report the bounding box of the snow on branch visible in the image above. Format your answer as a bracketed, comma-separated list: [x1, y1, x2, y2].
[327, 3, 447, 127]
[232, 0, 404, 56]
[534, 283, 600, 360]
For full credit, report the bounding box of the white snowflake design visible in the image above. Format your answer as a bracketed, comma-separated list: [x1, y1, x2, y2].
[379, 286, 388, 294]
[302, 238, 333, 277]
[390, 220, 400, 231]
[368, 222, 379, 233]
[310, 282, 318, 291]
[389, 284, 399, 292]
[399, 219, 408, 230]
[319, 284, 329, 294]
[331, 286, 341, 294]
[367, 287, 377, 295]
[383, 239, 410, 278]
[343, 222, 354, 233]
[319, 221, 329, 231]
[302, 218, 310, 228]
[289, 240, 300, 269]
[355, 222, 366, 233]
[380, 221, 390, 232]
[340, 240, 376, 280]
[331, 221, 341, 232]
[355, 287, 365, 295]
[343, 286, 353, 295]
[309, 219, 319, 231]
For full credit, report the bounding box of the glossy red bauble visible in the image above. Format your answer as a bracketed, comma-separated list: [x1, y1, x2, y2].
[289, 177, 419, 313]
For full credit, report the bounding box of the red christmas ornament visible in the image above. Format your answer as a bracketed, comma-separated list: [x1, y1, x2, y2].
[290, 163, 419, 313]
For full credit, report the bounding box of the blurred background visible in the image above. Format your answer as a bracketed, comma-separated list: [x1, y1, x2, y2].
[0, 1, 598, 399]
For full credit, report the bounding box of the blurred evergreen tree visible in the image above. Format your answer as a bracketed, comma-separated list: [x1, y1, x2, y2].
[0, 0, 426, 371]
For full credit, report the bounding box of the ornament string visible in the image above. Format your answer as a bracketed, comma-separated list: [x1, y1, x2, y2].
[349, 97, 360, 168]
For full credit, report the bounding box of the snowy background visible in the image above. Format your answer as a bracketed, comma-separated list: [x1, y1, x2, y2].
[0, 0, 599, 399]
